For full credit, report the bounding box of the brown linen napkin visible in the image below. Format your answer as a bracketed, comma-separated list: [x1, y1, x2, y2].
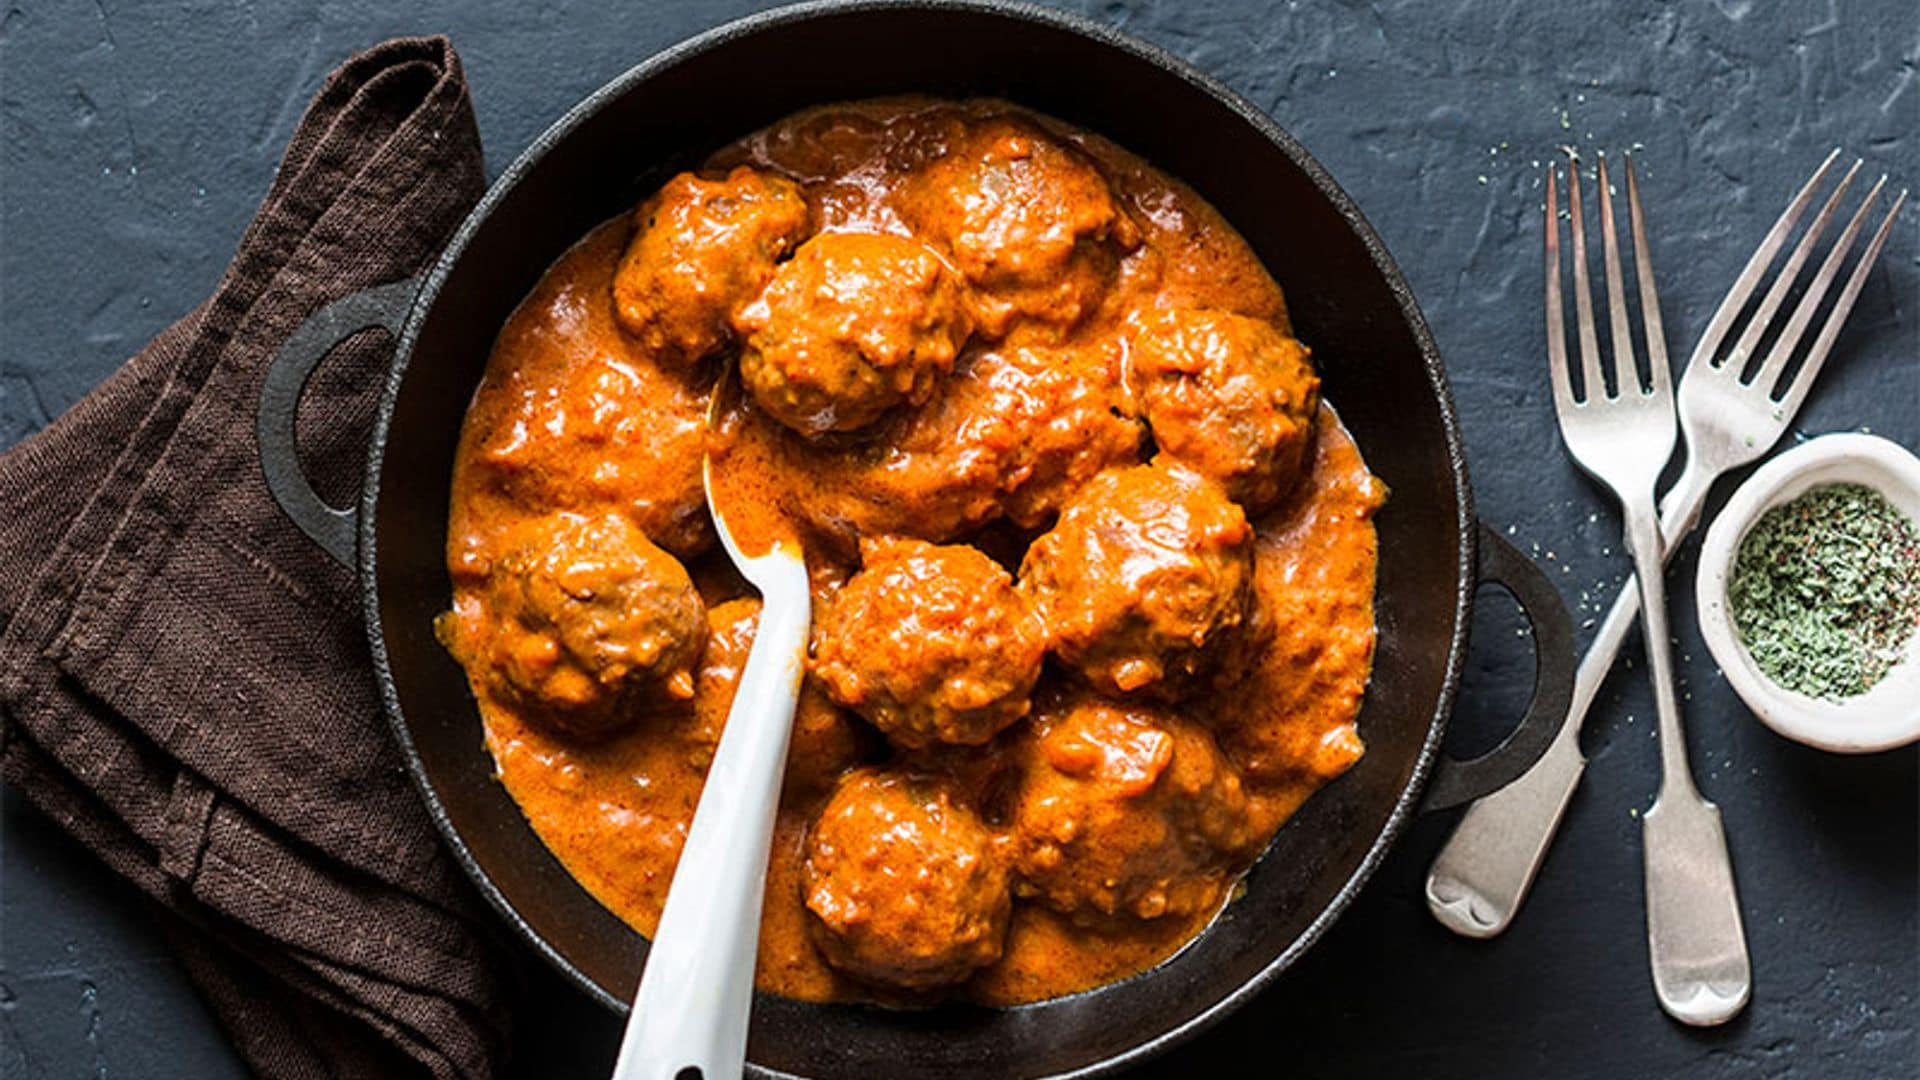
[0, 36, 514, 1079]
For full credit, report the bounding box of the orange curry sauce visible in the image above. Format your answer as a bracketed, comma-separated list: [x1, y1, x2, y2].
[439, 99, 1384, 1006]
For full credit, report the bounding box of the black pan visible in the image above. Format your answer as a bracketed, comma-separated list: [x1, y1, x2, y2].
[256, 2, 1576, 1076]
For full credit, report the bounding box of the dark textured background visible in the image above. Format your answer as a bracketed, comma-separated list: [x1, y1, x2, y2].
[2, 1, 1915, 1077]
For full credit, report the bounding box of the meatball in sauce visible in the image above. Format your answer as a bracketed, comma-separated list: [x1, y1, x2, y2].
[438, 511, 705, 740]
[899, 114, 1141, 339]
[812, 537, 1046, 749]
[1010, 696, 1257, 923]
[714, 338, 1145, 552]
[736, 232, 971, 435]
[612, 166, 809, 366]
[441, 97, 1382, 1007]
[1021, 460, 1256, 697]
[1130, 308, 1321, 514]
[804, 769, 1012, 991]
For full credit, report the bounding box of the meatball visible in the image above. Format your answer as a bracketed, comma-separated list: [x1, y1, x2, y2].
[470, 512, 705, 738]
[804, 769, 1012, 990]
[899, 116, 1139, 339]
[1131, 309, 1320, 513]
[1020, 461, 1255, 696]
[1010, 697, 1256, 921]
[612, 166, 810, 365]
[792, 343, 1146, 544]
[736, 232, 971, 435]
[812, 537, 1047, 749]
[685, 599, 874, 801]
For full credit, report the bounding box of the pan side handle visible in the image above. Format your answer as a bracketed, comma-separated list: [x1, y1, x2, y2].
[256, 278, 420, 569]
[1420, 521, 1576, 812]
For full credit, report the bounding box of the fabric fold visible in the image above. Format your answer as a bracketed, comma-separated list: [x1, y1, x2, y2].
[0, 35, 511, 1080]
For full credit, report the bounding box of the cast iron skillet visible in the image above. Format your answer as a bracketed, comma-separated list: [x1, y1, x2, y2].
[256, 2, 1576, 1076]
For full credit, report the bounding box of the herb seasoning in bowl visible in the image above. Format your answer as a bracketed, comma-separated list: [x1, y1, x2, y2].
[1697, 433, 1920, 753]
[1728, 483, 1920, 699]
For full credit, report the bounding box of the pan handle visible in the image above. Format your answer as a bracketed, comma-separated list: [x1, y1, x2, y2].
[256, 278, 420, 569]
[1421, 521, 1576, 813]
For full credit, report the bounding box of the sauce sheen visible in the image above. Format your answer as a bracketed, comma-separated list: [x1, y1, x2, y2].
[441, 98, 1383, 1006]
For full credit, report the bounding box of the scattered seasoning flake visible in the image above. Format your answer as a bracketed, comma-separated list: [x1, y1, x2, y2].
[1728, 483, 1920, 700]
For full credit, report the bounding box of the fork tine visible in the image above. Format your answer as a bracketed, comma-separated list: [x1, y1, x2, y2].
[1753, 174, 1887, 397]
[1777, 187, 1908, 417]
[1686, 148, 1843, 374]
[1544, 165, 1576, 414]
[1596, 153, 1642, 395]
[1565, 153, 1608, 400]
[1624, 154, 1672, 394]
[1723, 158, 1863, 379]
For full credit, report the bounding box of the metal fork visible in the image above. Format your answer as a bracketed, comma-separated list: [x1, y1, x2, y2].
[1426, 151, 1906, 944]
[1547, 150, 1750, 1026]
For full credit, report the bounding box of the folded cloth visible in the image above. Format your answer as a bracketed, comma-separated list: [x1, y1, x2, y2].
[0, 36, 514, 1079]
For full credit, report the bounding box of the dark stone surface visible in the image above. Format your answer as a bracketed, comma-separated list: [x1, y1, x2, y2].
[1, 1, 1914, 1076]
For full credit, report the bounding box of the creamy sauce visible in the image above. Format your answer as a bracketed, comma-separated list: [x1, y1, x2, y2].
[442, 98, 1382, 1006]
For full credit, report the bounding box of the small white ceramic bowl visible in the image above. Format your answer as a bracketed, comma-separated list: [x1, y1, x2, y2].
[1696, 432, 1920, 753]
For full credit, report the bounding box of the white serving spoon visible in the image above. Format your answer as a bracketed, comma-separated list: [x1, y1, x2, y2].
[611, 379, 810, 1080]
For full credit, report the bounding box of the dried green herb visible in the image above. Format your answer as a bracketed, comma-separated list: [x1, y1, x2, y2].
[1728, 483, 1920, 700]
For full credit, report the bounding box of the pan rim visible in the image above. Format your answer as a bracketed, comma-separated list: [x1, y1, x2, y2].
[358, 2, 1477, 1076]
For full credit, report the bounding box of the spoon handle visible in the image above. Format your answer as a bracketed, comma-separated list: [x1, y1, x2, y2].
[612, 577, 811, 1080]
[1426, 462, 1714, 936]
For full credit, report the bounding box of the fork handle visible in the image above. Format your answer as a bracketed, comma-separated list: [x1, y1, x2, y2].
[1626, 499, 1751, 1026]
[1426, 461, 1715, 938]
[1625, 498, 1692, 797]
